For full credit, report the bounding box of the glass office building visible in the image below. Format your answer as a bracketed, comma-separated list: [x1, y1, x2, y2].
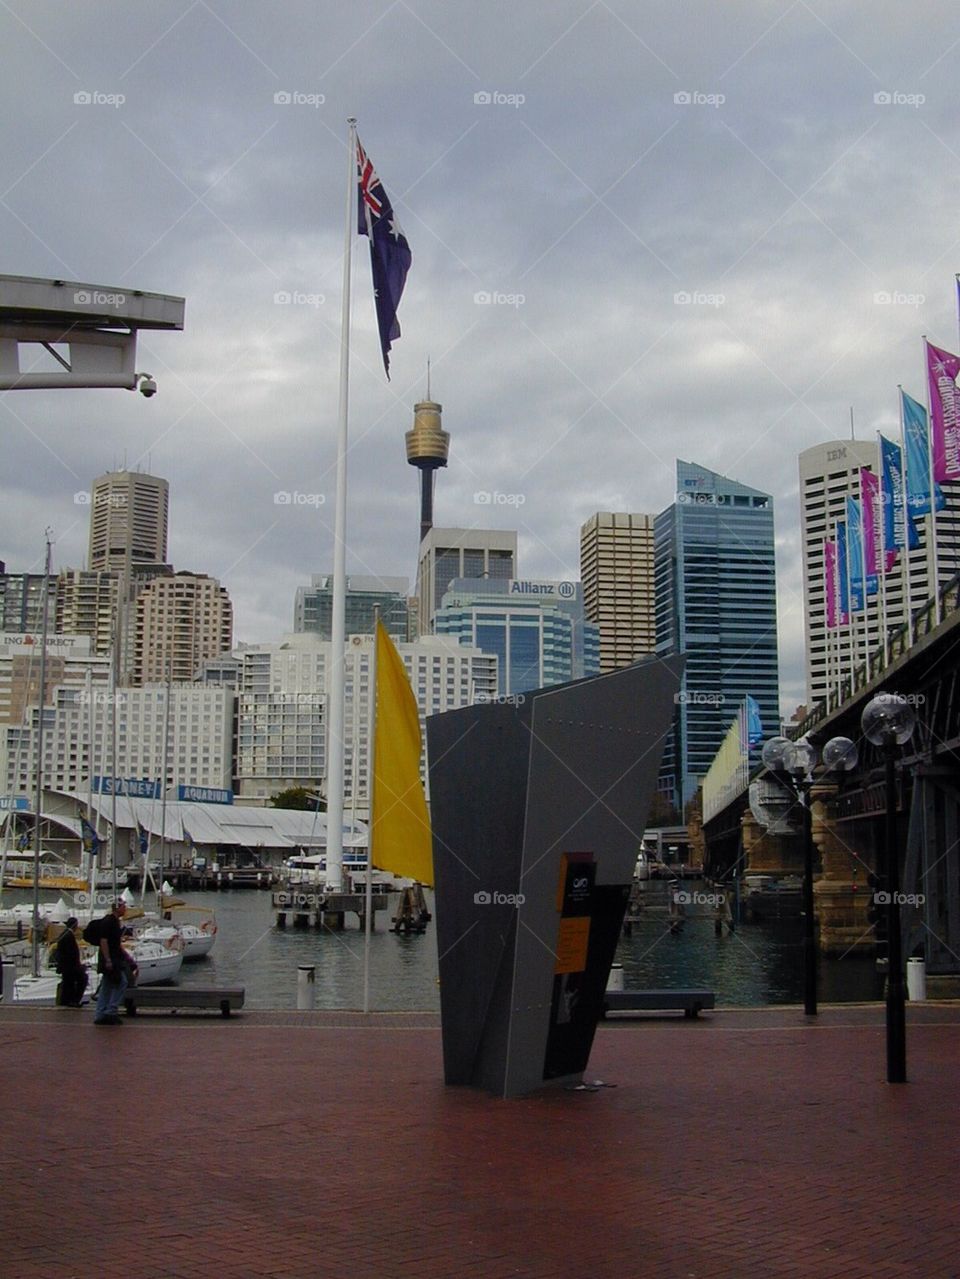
[655, 461, 780, 809]
[294, 575, 409, 641]
[435, 578, 600, 696]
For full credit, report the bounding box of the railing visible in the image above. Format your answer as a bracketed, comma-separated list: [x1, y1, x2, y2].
[793, 572, 960, 740]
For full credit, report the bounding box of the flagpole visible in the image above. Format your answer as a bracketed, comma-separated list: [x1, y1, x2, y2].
[873, 453, 890, 668]
[896, 390, 914, 645]
[922, 337, 943, 623]
[364, 613, 379, 1014]
[326, 117, 358, 896]
[31, 531, 52, 978]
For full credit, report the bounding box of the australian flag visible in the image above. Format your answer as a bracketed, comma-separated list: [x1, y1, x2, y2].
[357, 136, 411, 378]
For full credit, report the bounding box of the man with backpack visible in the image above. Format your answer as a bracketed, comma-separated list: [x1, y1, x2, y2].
[53, 917, 87, 1007]
[87, 900, 138, 1025]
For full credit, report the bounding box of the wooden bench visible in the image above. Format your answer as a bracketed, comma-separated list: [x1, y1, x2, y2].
[123, 986, 245, 1018]
[602, 989, 715, 1019]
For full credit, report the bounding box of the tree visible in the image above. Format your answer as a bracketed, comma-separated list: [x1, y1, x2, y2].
[269, 787, 323, 811]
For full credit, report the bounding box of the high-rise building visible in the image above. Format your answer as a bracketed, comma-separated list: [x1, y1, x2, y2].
[0, 683, 233, 799]
[434, 577, 599, 695]
[55, 569, 120, 655]
[87, 470, 169, 573]
[0, 571, 57, 634]
[294, 575, 409, 642]
[799, 440, 960, 708]
[655, 461, 780, 809]
[133, 572, 233, 685]
[234, 633, 496, 805]
[579, 512, 656, 671]
[416, 528, 516, 632]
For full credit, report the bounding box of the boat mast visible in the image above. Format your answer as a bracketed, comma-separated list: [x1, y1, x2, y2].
[158, 649, 172, 910]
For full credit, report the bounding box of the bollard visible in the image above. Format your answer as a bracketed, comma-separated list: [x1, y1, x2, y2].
[606, 962, 624, 994]
[906, 957, 926, 1002]
[1, 960, 15, 1004]
[297, 964, 316, 1010]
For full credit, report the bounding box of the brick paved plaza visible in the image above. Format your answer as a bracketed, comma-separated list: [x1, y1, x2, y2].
[1, 1003, 957, 1279]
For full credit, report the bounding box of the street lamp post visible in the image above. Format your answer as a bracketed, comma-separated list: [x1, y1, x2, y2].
[760, 733, 859, 1018]
[861, 692, 917, 1085]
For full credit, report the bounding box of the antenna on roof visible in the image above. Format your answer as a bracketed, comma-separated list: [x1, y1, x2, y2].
[849, 406, 855, 441]
[426, 356, 431, 400]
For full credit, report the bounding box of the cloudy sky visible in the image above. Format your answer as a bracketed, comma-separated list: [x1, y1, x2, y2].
[2, 1, 959, 715]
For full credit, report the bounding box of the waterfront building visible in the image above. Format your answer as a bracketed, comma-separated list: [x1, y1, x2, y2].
[416, 528, 516, 633]
[87, 469, 169, 573]
[294, 575, 409, 642]
[0, 679, 233, 798]
[133, 572, 233, 686]
[434, 577, 599, 696]
[655, 461, 780, 809]
[799, 440, 960, 708]
[579, 512, 656, 671]
[234, 633, 496, 808]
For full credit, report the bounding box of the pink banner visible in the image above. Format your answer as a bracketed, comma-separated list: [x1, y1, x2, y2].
[926, 340, 960, 482]
[824, 539, 838, 630]
[860, 468, 879, 575]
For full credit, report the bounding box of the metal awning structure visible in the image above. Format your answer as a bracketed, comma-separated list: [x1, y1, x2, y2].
[0, 273, 185, 391]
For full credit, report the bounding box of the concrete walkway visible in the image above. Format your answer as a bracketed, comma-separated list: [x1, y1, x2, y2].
[2, 1003, 957, 1279]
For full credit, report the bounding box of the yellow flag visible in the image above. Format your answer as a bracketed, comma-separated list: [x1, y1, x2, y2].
[371, 620, 433, 885]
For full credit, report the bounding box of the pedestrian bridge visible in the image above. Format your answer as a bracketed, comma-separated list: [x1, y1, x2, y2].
[701, 574, 960, 968]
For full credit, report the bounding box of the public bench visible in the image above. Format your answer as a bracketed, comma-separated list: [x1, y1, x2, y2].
[601, 989, 715, 1019]
[123, 986, 245, 1018]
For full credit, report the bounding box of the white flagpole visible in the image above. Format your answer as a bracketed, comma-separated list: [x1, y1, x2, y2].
[922, 338, 943, 623]
[874, 449, 889, 668]
[363, 613, 378, 1014]
[896, 389, 914, 645]
[326, 117, 358, 895]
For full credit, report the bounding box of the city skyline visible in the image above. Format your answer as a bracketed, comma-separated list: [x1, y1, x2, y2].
[3, 5, 960, 718]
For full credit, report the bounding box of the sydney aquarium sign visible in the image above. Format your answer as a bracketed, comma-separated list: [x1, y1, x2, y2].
[177, 785, 234, 805]
[93, 777, 161, 799]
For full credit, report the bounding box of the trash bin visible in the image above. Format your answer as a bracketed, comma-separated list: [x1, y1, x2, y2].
[906, 957, 926, 1001]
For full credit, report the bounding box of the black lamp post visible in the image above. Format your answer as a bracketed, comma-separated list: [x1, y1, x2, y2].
[861, 692, 916, 1085]
[760, 733, 859, 1018]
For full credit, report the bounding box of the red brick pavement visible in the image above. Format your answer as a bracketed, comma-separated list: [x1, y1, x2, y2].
[1, 1004, 957, 1279]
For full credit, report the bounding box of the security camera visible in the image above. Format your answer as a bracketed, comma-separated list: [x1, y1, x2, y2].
[137, 374, 157, 398]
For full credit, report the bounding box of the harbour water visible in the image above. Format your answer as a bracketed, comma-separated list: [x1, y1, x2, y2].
[5, 880, 883, 1009]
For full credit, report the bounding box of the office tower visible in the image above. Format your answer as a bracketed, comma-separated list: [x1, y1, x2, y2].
[133, 572, 232, 685]
[55, 569, 120, 655]
[655, 461, 780, 810]
[87, 469, 169, 573]
[579, 512, 656, 671]
[294, 575, 409, 641]
[416, 528, 517, 632]
[799, 440, 960, 708]
[0, 571, 57, 633]
[406, 396, 450, 544]
[435, 577, 599, 695]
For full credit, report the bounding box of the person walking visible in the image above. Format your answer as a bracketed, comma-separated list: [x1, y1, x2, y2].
[54, 917, 87, 1007]
[93, 900, 138, 1025]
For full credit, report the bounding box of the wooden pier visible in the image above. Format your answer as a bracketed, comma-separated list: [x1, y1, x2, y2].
[273, 889, 390, 931]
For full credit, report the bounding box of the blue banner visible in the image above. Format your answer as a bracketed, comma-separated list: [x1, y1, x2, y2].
[901, 390, 946, 517]
[846, 497, 866, 610]
[836, 519, 850, 621]
[880, 434, 919, 553]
